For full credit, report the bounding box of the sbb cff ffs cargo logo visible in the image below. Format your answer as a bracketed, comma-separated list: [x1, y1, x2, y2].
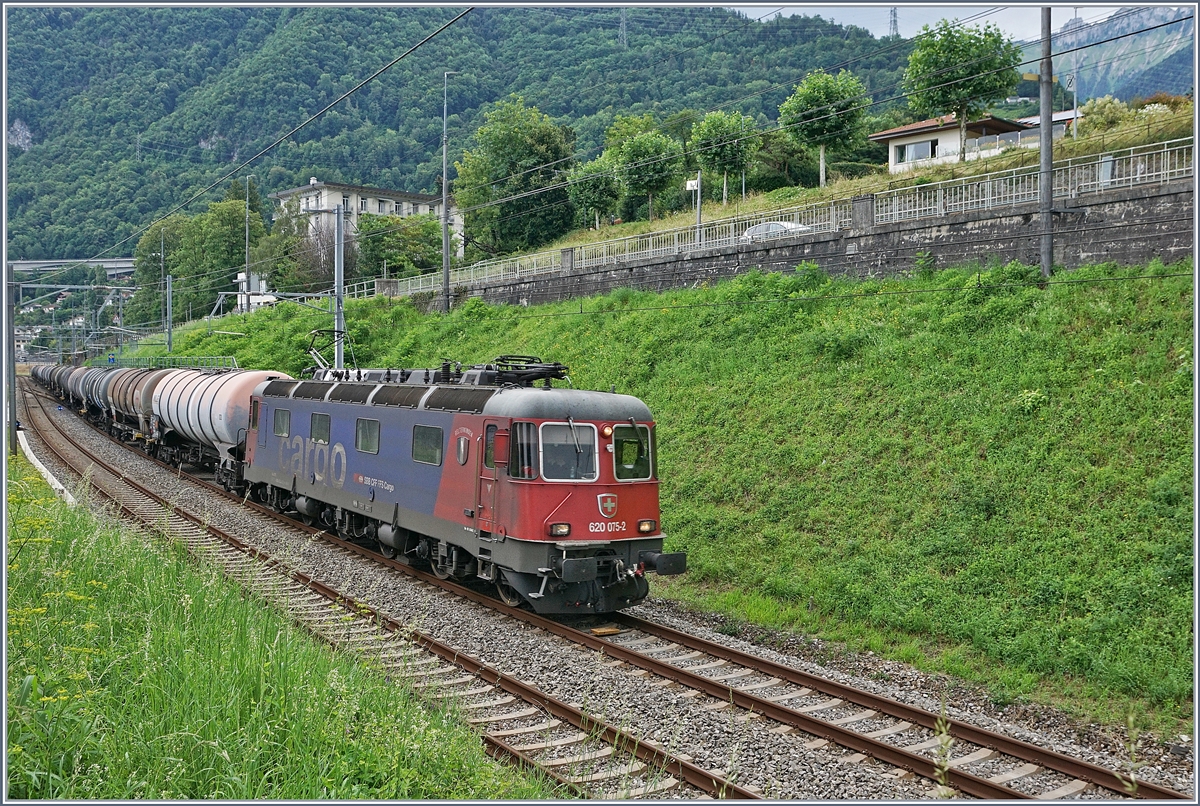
[597, 494, 618, 518]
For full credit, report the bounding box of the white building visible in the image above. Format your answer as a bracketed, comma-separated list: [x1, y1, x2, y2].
[270, 178, 463, 257]
[869, 114, 1036, 174]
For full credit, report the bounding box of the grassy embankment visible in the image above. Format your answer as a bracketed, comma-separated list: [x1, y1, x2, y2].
[137, 256, 1193, 735]
[5, 456, 558, 799]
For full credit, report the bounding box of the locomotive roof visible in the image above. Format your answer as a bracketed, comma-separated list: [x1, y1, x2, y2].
[258, 379, 652, 420]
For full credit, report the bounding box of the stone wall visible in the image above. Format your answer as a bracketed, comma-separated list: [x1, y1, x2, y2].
[457, 180, 1192, 308]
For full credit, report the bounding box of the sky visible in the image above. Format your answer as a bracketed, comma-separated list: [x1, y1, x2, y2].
[728, 5, 1129, 43]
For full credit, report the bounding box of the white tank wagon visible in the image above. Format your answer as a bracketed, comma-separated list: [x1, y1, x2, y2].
[152, 368, 291, 488]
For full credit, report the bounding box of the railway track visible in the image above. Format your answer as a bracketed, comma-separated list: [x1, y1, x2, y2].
[23, 379, 1192, 800]
[19, 384, 756, 800]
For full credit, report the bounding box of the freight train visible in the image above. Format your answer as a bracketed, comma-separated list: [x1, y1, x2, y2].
[30, 357, 685, 614]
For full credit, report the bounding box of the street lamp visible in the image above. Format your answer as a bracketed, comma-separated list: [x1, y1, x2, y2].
[243, 174, 256, 312]
[442, 71, 460, 314]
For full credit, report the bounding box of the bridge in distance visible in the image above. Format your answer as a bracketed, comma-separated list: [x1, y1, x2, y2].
[9, 258, 135, 279]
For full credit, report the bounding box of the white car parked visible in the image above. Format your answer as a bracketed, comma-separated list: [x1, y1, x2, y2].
[741, 221, 811, 242]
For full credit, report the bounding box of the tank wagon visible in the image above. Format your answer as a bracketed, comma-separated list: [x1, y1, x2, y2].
[32, 356, 686, 614]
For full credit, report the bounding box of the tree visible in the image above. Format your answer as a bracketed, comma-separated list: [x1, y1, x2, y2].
[616, 131, 682, 222]
[127, 215, 188, 327]
[453, 96, 576, 258]
[779, 70, 869, 188]
[691, 111, 761, 203]
[567, 153, 622, 229]
[604, 113, 657, 149]
[171, 200, 265, 323]
[223, 176, 263, 222]
[355, 212, 442, 279]
[902, 20, 1022, 161]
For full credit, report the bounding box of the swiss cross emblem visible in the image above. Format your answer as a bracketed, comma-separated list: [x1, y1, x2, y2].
[597, 494, 618, 519]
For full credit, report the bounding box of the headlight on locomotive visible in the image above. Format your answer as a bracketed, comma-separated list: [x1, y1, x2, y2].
[548, 522, 571, 537]
[637, 519, 657, 534]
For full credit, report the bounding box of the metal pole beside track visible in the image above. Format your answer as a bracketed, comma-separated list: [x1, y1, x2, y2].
[8, 263, 18, 455]
[334, 203, 345, 370]
[1040, 8, 1054, 280]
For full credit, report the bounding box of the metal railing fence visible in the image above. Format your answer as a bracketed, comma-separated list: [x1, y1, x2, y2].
[875, 137, 1193, 224]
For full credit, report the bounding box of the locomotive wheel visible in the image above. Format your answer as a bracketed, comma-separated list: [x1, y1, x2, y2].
[430, 563, 453, 580]
[495, 575, 523, 608]
[378, 541, 397, 559]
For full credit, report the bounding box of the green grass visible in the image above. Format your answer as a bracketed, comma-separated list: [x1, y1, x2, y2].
[5, 456, 558, 799]
[128, 256, 1193, 734]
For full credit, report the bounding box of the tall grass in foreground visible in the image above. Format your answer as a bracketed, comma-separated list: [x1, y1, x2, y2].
[5, 457, 556, 799]
[136, 257, 1192, 730]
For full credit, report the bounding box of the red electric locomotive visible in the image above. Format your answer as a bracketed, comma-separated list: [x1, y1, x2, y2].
[242, 357, 685, 614]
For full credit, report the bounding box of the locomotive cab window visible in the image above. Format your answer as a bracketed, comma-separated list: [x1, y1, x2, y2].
[273, 408, 290, 438]
[484, 425, 497, 469]
[355, 418, 379, 454]
[509, 422, 538, 479]
[612, 424, 653, 480]
[540, 422, 598, 481]
[250, 400, 260, 431]
[311, 413, 330, 445]
[412, 425, 443, 466]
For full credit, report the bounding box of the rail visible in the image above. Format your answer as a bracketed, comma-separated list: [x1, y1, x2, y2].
[339, 137, 1192, 302]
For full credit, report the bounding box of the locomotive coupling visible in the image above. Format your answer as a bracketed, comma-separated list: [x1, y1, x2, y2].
[638, 551, 687, 576]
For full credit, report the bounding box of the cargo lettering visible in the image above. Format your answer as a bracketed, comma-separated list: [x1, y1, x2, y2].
[280, 435, 347, 488]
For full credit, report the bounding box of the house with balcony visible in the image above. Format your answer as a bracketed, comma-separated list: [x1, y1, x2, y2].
[270, 178, 463, 256]
[869, 114, 1049, 174]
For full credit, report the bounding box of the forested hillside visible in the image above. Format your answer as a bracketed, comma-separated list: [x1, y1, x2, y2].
[6, 6, 908, 260]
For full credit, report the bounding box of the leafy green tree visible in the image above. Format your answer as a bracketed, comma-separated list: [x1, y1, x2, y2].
[355, 213, 442, 279]
[172, 200, 264, 323]
[616, 131, 683, 222]
[604, 113, 657, 149]
[1077, 95, 1131, 135]
[250, 195, 305, 293]
[747, 130, 816, 192]
[127, 215, 188, 327]
[902, 20, 1022, 160]
[567, 153, 622, 229]
[223, 176, 266, 226]
[691, 111, 761, 203]
[779, 70, 869, 187]
[453, 96, 576, 258]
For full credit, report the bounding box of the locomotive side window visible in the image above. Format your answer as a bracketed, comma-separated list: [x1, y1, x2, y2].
[355, 418, 380, 454]
[612, 424, 653, 480]
[311, 413, 331, 445]
[250, 400, 260, 431]
[484, 425, 497, 469]
[540, 423, 598, 481]
[274, 408, 290, 438]
[509, 422, 538, 479]
[412, 425, 443, 466]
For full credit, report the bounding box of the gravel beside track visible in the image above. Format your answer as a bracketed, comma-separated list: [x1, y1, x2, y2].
[20, 387, 1195, 799]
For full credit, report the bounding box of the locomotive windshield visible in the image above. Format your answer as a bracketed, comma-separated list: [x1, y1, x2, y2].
[612, 424, 653, 480]
[540, 423, 598, 481]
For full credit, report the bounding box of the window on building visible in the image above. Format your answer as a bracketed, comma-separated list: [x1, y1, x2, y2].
[273, 408, 290, 438]
[896, 140, 935, 164]
[311, 413, 330, 445]
[360, 198, 368, 212]
[355, 418, 379, 454]
[342, 194, 351, 210]
[378, 200, 387, 214]
[412, 425, 443, 466]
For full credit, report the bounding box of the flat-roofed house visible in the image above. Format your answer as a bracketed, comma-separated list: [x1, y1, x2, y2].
[869, 114, 1032, 173]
